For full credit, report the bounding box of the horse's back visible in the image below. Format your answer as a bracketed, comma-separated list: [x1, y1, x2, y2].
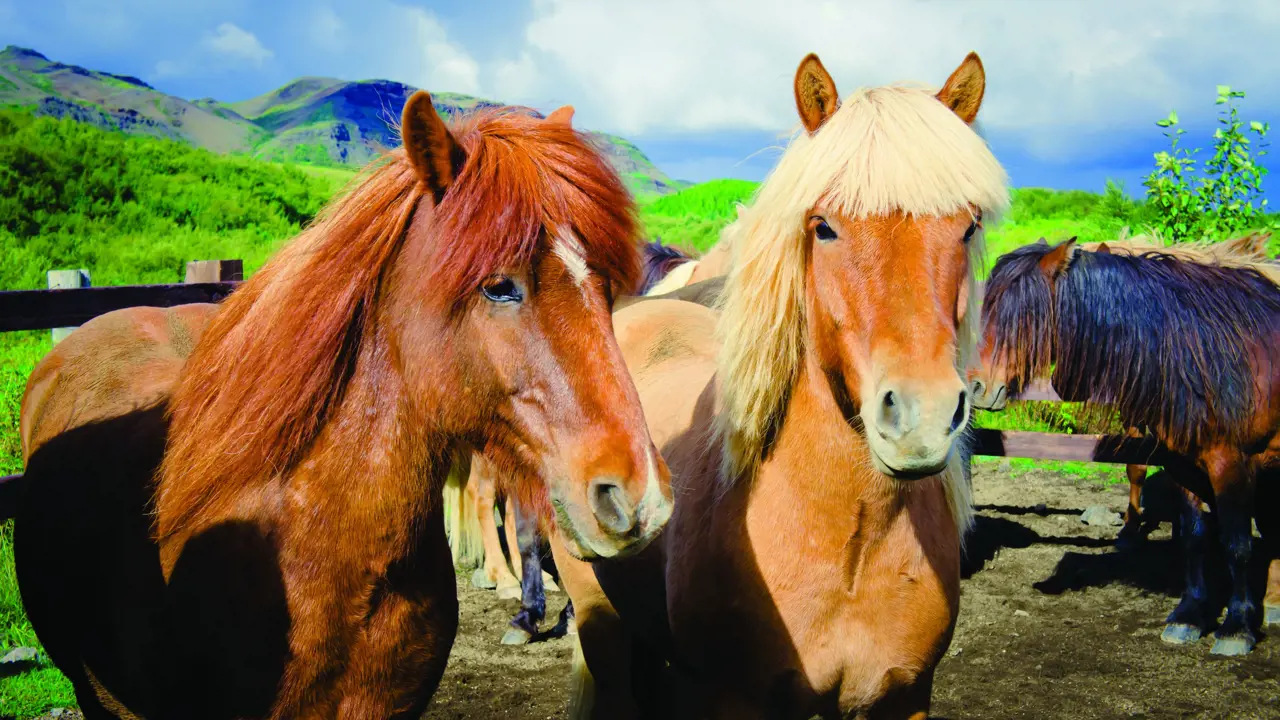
[20, 303, 221, 459]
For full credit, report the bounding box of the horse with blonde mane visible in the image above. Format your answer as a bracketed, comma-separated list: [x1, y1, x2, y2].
[971, 234, 1280, 656]
[549, 52, 1009, 719]
[13, 94, 673, 718]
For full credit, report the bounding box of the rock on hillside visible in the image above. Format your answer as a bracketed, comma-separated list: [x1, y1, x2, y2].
[0, 45, 682, 197]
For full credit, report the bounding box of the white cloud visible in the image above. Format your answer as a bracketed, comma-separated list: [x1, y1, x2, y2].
[153, 59, 182, 78]
[202, 22, 273, 67]
[309, 6, 345, 51]
[490, 0, 1280, 159]
[492, 51, 541, 104]
[400, 6, 480, 95]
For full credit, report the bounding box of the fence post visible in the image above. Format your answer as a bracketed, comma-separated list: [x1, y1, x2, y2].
[48, 269, 90, 344]
[184, 259, 244, 284]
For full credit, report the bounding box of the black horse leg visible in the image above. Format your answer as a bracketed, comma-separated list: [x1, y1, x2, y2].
[1207, 456, 1259, 656]
[1162, 483, 1216, 645]
[501, 497, 546, 645]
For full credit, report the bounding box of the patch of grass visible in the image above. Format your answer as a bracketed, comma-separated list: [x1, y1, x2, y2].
[0, 332, 74, 719]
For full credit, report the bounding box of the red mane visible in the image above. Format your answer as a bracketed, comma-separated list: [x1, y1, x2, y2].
[155, 108, 641, 541]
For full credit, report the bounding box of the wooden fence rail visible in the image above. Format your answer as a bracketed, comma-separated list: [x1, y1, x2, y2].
[0, 259, 1169, 522]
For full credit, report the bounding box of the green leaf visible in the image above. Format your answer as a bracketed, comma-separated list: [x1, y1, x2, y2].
[1251, 121, 1265, 133]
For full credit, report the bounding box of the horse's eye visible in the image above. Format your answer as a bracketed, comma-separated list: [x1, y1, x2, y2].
[963, 222, 979, 244]
[480, 276, 523, 303]
[813, 218, 837, 242]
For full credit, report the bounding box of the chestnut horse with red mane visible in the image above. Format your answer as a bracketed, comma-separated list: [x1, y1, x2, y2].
[551, 52, 1009, 719]
[13, 94, 672, 718]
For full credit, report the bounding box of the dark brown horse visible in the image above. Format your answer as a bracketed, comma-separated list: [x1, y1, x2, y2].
[13, 93, 673, 718]
[972, 236, 1280, 655]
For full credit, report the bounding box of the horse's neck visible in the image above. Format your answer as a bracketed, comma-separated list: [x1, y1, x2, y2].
[741, 356, 906, 541]
[280, 331, 450, 529]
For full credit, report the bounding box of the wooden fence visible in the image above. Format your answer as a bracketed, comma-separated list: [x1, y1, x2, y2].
[0, 258, 1174, 521]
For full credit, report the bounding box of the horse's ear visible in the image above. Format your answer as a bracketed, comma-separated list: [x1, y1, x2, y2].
[1039, 237, 1078, 280]
[936, 52, 985, 125]
[401, 90, 466, 202]
[1035, 237, 1049, 246]
[546, 104, 575, 127]
[1096, 242, 1112, 254]
[794, 53, 839, 134]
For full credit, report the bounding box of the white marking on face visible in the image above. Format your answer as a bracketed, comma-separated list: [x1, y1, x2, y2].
[553, 231, 591, 288]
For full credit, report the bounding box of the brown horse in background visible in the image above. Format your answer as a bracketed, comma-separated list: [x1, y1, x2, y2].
[13, 94, 673, 718]
[552, 51, 1010, 719]
[971, 236, 1280, 655]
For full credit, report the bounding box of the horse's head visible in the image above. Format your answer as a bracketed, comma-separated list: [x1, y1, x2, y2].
[791, 52, 1003, 479]
[388, 93, 671, 560]
[971, 236, 1081, 411]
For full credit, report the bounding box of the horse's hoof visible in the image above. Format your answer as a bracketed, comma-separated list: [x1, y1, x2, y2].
[497, 584, 522, 601]
[501, 627, 533, 645]
[471, 569, 497, 590]
[1210, 633, 1256, 657]
[1160, 623, 1202, 645]
[1264, 604, 1280, 628]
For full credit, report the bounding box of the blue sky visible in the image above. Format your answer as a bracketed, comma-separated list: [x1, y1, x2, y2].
[3, 0, 1278, 198]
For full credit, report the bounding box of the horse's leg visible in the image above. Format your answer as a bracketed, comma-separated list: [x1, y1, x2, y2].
[474, 475, 519, 592]
[550, 533, 644, 720]
[502, 498, 547, 645]
[1161, 483, 1216, 646]
[1265, 558, 1280, 627]
[499, 494, 524, 600]
[1254, 478, 1280, 626]
[1116, 463, 1148, 550]
[1202, 447, 1259, 656]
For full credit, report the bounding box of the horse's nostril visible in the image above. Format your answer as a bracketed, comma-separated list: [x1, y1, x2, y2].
[883, 391, 896, 408]
[588, 478, 636, 537]
[972, 380, 985, 395]
[949, 390, 968, 433]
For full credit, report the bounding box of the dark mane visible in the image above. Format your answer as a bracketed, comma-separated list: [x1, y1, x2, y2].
[156, 107, 640, 541]
[639, 239, 695, 294]
[984, 241, 1280, 452]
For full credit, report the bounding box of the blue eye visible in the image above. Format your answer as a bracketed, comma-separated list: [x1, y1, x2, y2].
[963, 222, 979, 244]
[481, 277, 522, 303]
[814, 218, 837, 242]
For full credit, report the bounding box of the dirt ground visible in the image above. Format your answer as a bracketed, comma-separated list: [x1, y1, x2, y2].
[422, 463, 1280, 720]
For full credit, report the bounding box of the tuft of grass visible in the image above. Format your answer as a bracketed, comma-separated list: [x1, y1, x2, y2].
[0, 332, 75, 719]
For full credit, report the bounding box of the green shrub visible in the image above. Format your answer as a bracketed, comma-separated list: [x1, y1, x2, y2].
[1142, 86, 1272, 242]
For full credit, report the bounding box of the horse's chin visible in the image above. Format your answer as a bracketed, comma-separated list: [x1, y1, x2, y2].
[867, 446, 952, 482]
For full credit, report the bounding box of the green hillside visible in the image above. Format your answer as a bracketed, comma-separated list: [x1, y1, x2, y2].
[0, 45, 683, 198]
[0, 108, 342, 291]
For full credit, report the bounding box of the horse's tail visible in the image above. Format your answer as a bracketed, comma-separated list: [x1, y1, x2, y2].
[566, 634, 597, 720]
[639, 239, 698, 296]
[443, 456, 485, 571]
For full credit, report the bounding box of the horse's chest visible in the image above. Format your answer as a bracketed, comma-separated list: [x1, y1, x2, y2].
[678, 518, 956, 714]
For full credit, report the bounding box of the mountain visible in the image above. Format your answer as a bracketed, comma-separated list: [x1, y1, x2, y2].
[0, 46, 686, 196]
